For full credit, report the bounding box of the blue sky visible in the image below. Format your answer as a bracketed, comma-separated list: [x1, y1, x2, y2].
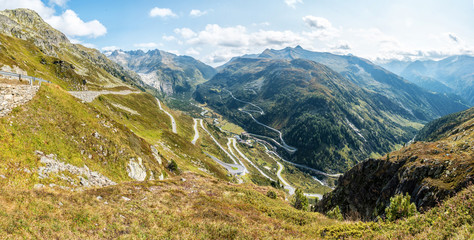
[1, 0, 473, 66]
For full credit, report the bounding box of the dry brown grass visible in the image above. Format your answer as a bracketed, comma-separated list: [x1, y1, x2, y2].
[0, 172, 345, 239]
[0, 77, 30, 85]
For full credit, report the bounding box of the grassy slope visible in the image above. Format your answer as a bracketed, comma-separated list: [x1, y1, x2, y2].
[0, 84, 164, 189]
[314, 184, 474, 239]
[1, 170, 471, 239]
[0, 172, 344, 239]
[90, 92, 331, 193]
[0, 33, 136, 91]
[90, 93, 231, 180]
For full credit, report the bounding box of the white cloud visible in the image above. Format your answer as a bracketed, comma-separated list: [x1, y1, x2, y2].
[47, 10, 106, 38]
[252, 22, 271, 27]
[185, 48, 200, 56]
[102, 46, 120, 51]
[162, 35, 177, 41]
[167, 50, 180, 55]
[0, 0, 54, 17]
[187, 24, 249, 47]
[182, 24, 315, 65]
[81, 43, 96, 49]
[301, 16, 340, 40]
[447, 33, 459, 43]
[303, 16, 332, 29]
[252, 30, 305, 47]
[48, 0, 68, 7]
[190, 9, 207, 17]
[285, 0, 303, 8]
[0, 0, 107, 39]
[149, 7, 177, 18]
[174, 28, 197, 39]
[134, 42, 161, 49]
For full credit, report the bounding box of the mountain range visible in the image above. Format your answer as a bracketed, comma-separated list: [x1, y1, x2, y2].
[107, 49, 216, 98]
[382, 56, 474, 105]
[195, 47, 469, 172]
[0, 8, 473, 239]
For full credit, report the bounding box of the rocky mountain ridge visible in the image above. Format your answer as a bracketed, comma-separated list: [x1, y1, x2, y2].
[0, 8, 147, 91]
[107, 49, 216, 97]
[252, 46, 469, 121]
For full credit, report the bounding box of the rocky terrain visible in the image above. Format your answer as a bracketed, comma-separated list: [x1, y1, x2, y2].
[317, 106, 474, 220]
[0, 83, 39, 117]
[107, 49, 216, 98]
[0, 8, 148, 91]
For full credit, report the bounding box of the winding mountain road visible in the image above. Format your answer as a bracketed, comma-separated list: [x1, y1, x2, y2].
[227, 138, 248, 171]
[231, 138, 274, 181]
[200, 119, 247, 175]
[275, 159, 296, 195]
[69, 90, 139, 103]
[204, 153, 246, 176]
[224, 89, 297, 153]
[250, 136, 342, 178]
[191, 118, 199, 144]
[157, 98, 177, 134]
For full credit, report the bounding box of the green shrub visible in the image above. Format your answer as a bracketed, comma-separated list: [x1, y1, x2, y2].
[385, 193, 417, 221]
[327, 206, 343, 221]
[167, 160, 178, 172]
[266, 190, 277, 199]
[292, 188, 308, 211]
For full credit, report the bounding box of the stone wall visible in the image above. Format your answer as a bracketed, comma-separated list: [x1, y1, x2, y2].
[0, 84, 39, 117]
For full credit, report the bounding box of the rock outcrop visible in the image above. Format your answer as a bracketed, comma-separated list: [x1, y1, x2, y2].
[0, 8, 147, 91]
[317, 107, 474, 220]
[37, 151, 116, 188]
[127, 158, 147, 181]
[0, 8, 68, 57]
[0, 84, 39, 117]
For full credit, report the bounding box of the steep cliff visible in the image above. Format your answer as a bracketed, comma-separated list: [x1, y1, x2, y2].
[317, 107, 474, 220]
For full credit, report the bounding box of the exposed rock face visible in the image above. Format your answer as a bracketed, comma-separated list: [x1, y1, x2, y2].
[0, 9, 69, 57]
[106, 50, 216, 97]
[127, 158, 147, 181]
[0, 84, 39, 117]
[37, 151, 116, 188]
[0, 8, 147, 91]
[317, 107, 474, 220]
[151, 145, 162, 165]
[318, 156, 473, 220]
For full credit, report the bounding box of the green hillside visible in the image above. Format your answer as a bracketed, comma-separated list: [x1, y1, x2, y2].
[195, 58, 426, 172]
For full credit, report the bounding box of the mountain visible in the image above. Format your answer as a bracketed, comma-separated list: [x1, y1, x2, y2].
[254, 46, 469, 121]
[195, 57, 431, 173]
[107, 49, 217, 97]
[0, 8, 473, 239]
[381, 55, 474, 105]
[0, 8, 327, 199]
[0, 9, 147, 91]
[196, 47, 469, 172]
[317, 106, 474, 220]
